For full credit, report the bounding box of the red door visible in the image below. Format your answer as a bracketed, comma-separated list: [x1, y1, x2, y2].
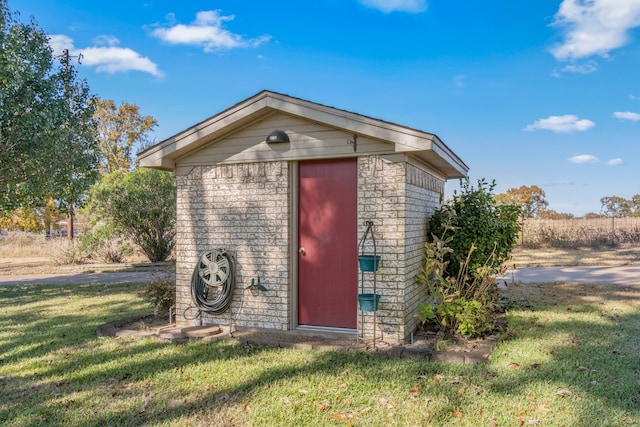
[298, 158, 358, 329]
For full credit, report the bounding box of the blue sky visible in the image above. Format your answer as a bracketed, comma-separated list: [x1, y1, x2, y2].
[14, 0, 640, 216]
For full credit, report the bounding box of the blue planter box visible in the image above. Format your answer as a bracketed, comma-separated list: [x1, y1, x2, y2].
[358, 293, 381, 312]
[358, 255, 381, 272]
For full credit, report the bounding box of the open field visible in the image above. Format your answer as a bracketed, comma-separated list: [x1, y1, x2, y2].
[510, 245, 640, 268]
[1, 279, 640, 425]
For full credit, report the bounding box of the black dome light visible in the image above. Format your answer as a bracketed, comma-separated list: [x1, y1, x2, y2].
[266, 129, 290, 143]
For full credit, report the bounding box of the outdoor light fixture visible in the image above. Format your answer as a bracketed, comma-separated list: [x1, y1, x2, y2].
[266, 129, 290, 143]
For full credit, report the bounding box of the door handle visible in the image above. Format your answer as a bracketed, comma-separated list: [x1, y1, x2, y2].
[298, 247, 306, 255]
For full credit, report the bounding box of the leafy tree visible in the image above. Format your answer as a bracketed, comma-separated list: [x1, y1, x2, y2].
[430, 178, 521, 280]
[600, 196, 630, 218]
[0, 206, 40, 232]
[89, 169, 176, 262]
[0, 198, 64, 234]
[0, 1, 98, 217]
[497, 185, 548, 219]
[93, 98, 157, 175]
[630, 195, 640, 217]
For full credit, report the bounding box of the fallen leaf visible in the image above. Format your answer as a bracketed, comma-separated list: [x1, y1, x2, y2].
[451, 408, 464, 419]
[331, 412, 346, 420]
[315, 401, 331, 411]
[537, 403, 550, 413]
[577, 366, 590, 372]
[298, 389, 309, 394]
[409, 385, 420, 396]
[489, 420, 498, 427]
[527, 418, 541, 425]
[507, 362, 521, 369]
[530, 363, 542, 369]
[528, 317, 539, 324]
[280, 397, 291, 404]
[557, 388, 572, 397]
[433, 374, 444, 382]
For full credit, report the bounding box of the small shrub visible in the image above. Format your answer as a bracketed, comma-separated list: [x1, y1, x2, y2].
[51, 240, 87, 265]
[78, 223, 132, 263]
[139, 272, 176, 313]
[417, 178, 520, 338]
[416, 229, 501, 337]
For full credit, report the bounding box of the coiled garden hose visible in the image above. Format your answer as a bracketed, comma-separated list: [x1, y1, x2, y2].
[189, 248, 236, 315]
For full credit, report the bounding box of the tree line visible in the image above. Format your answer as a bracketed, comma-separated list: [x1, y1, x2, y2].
[1, 0, 175, 262]
[494, 185, 639, 220]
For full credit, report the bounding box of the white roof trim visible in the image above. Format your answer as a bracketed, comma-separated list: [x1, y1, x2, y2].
[138, 90, 469, 178]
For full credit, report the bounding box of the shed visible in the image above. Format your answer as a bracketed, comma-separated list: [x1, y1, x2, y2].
[138, 90, 468, 344]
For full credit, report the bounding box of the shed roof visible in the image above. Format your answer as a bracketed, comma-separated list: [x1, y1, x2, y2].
[138, 90, 469, 179]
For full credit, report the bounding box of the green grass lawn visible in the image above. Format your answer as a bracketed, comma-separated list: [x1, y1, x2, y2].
[1, 281, 639, 426]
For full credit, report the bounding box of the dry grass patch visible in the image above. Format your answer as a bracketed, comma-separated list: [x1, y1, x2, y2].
[510, 245, 640, 268]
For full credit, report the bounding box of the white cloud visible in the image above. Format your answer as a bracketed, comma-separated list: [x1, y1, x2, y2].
[569, 154, 600, 164]
[151, 10, 271, 52]
[607, 158, 624, 165]
[48, 34, 162, 77]
[525, 114, 595, 133]
[550, 0, 640, 61]
[358, 0, 427, 13]
[559, 61, 598, 74]
[613, 111, 640, 121]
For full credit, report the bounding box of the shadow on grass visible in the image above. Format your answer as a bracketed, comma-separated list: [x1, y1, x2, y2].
[1, 281, 639, 426]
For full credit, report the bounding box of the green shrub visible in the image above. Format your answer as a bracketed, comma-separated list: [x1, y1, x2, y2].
[78, 223, 133, 263]
[430, 178, 521, 280]
[138, 272, 176, 313]
[88, 169, 176, 262]
[417, 178, 520, 337]
[416, 230, 499, 337]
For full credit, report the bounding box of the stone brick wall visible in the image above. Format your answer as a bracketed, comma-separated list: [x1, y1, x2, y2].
[357, 156, 444, 343]
[402, 162, 444, 342]
[175, 161, 290, 330]
[174, 156, 444, 343]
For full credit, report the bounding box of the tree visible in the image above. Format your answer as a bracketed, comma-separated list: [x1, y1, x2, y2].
[93, 98, 157, 175]
[629, 194, 640, 217]
[600, 196, 630, 217]
[0, 198, 64, 234]
[89, 169, 176, 262]
[0, 1, 98, 217]
[497, 185, 548, 219]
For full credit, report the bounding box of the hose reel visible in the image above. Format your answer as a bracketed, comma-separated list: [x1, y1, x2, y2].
[190, 248, 236, 316]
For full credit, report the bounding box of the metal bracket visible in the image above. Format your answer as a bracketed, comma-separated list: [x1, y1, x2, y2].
[348, 134, 358, 152]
